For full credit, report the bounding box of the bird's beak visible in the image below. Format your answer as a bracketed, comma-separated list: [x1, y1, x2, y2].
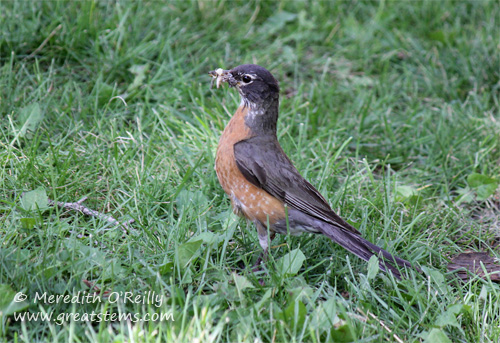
[209, 68, 231, 89]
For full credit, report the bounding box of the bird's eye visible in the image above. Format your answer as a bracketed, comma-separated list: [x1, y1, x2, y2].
[241, 75, 252, 83]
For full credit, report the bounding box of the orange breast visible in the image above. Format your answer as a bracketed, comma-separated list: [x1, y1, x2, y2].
[215, 106, 285, 226]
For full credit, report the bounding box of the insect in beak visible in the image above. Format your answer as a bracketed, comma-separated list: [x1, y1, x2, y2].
[209, 68, 230, 89]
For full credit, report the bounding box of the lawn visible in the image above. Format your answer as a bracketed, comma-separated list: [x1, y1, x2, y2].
[1, 1, 499, 342]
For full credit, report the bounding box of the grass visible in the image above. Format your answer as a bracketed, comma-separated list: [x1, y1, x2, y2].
[1, 0, 499, 342]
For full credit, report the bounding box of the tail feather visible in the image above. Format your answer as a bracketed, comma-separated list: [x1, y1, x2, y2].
[319, 224, 418, 279]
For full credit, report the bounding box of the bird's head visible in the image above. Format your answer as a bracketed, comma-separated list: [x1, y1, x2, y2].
[209, 64, 280, 108]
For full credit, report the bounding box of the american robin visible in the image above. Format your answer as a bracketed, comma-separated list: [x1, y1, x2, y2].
[210, 64, 417, 279]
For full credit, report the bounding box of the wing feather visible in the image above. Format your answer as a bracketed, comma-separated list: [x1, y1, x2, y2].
[234, 136, 360, 234]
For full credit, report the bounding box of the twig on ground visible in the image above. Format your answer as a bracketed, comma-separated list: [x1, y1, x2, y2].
[83, 279, 111, 298]
[25, 24, 63, 59]
[357, 308, 404, 343]
[48, 196, 133, 233]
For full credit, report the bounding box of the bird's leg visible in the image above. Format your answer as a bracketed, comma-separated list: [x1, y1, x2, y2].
[253, 223, 275, 272]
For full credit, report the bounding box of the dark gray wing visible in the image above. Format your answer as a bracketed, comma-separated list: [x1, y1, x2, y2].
[234, 136, 360, 234]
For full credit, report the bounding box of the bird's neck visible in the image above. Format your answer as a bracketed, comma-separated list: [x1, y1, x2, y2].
[242, 96, 279, 136]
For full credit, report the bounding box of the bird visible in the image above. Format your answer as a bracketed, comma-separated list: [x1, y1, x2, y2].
[210, 64, 417, 279]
